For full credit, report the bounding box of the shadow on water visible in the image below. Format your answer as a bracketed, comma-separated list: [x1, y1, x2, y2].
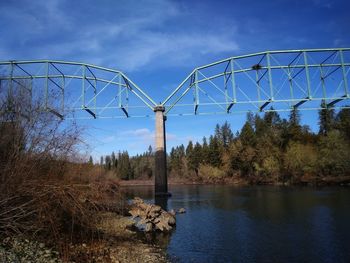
[155, 195, 169, 210]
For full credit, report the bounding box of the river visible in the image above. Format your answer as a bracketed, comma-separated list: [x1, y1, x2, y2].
[123, 185, 350, 263]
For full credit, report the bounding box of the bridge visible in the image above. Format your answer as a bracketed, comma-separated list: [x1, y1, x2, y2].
[1, 48, 349, 195]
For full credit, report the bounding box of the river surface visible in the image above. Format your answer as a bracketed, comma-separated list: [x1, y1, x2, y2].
[123, 185, 350, 263]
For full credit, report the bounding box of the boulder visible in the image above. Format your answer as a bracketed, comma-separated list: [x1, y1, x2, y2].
[169, 209, 176, 216]
[129, 197, 177, 232]
[178, 208, 186, 214]
[145, 223, 153, 232]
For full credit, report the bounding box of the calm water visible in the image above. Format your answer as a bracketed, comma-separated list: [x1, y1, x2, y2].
[123, 185, 350, 263]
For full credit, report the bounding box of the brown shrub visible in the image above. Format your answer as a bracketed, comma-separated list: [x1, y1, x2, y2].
[0, 83, 126, 252]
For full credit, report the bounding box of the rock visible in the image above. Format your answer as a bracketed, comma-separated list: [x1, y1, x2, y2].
[169, 209, 176, 216]
[178, 208, 186, 213]
[145, 223, 153, 232]
[129, 197, 177, 232]
[168, 215, 176, 225]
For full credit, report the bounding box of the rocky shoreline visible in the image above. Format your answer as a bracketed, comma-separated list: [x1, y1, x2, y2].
[0, 197, 184, 263]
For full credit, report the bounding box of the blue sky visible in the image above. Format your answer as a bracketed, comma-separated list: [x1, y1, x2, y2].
[1, 0, 349, 160]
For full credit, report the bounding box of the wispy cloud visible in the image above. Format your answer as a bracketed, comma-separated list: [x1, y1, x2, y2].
[0, 0, 239, 71]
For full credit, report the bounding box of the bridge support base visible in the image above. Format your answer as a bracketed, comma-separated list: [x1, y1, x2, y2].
[154, 106, 171, 197]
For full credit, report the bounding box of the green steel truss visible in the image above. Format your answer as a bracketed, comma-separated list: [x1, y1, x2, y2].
[163, 48, 350, 116]
[1, 48, 350, 119]
[0, 60, 157, 119]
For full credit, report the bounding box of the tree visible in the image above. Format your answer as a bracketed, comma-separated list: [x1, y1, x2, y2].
[169, 145, 186, 176]
[187, 142, 202, 176]
[186, 141, 194, 157]
[318, 100, 335, 136]
[335, 108, 350, 141]
[147, 145, 153, 156]
[111, 151, 116, 169]
[239, 121, 256, 147]
[88, 156, 93, 165]
[208, 135, 221, 167]
[117, 151, 132, 180]
[289, 107, 301, 127]
[254, 114, 266, 138]
[105, 155, 112, 170]
[287, 107, 303, 142]
[220, 121, 234, 148]
[284, 142, 317, 180]
[317, 130, 350, 176]
[264, 107, 281, 128]
[201, 137, 210, 164]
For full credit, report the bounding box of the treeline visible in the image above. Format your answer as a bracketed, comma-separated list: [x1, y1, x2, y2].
[168, 102, 350, 184]
[97, 146, 154, 180]
[98, 102, 350, 184]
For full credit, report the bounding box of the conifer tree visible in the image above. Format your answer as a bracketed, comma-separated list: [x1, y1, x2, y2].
[208, 135, 221, 167]
[319, 100, 335, 136]
[240, 121, 256, 147]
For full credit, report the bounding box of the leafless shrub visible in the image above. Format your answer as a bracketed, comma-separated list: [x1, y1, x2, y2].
[0, 82, 126, 247]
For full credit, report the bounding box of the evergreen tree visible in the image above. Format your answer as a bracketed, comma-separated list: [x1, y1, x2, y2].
[105, 155, 112, 170]
[214, 124, 221, 140]
[254, 114, 266, 137]
[202, 137, 210, 164]
[247, 112, 255, 128]
[100, 156, 104, 166]
[186, 142, 202, 176]
[319, 100, 335, 136]
[289, 107, 301, 127]
[264, 107, 281, 128]
[147, 145, 153, 156]
[220, 121, 234, 148]
[88, 155, 93, 165]
[288, 107, 303, 142]
[118, 151, 132, 179]
[208, 135, 221, 167]
[240, 121, 256, 146]
[186, 141, 194, 157]
[111, 151, 116, 169]
[335, 108, 350, 141]
[169, 145, 186, 176]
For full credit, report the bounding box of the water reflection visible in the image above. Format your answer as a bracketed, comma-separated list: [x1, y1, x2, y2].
[155, 196, 169, 210]
[122, 185, 350, 263]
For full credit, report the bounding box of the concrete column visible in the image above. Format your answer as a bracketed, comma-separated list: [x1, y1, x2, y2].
[154, 105, 170, 196]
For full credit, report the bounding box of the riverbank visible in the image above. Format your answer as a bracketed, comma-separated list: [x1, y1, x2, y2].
[119, 175, 350, 187]
[0, 212, 168, 263]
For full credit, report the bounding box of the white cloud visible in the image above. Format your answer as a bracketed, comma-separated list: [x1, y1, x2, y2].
[0, 0, 240, 71]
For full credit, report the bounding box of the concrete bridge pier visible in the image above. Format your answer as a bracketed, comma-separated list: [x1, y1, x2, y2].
[154, 105, 171, 197]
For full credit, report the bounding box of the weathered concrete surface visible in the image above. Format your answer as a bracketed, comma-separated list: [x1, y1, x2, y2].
[154, 106, 169, 196]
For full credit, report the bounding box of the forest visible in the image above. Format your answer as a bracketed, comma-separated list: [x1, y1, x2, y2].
[100, 102, 350, 185]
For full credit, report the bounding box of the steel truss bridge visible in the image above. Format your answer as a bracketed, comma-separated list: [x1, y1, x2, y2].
[1, 48, 350, 195]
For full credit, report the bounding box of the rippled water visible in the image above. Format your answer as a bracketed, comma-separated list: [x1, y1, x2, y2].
[123, 185, 350, 263]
